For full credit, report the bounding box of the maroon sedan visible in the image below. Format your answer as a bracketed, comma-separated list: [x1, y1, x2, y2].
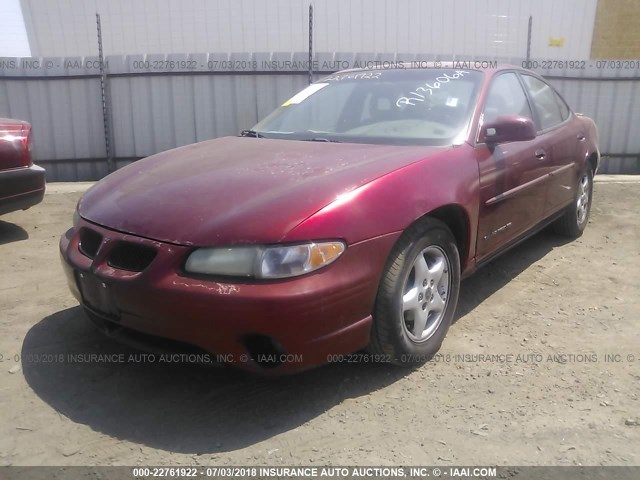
[0, 118, 45, 216]
[59, 65, 598, 374]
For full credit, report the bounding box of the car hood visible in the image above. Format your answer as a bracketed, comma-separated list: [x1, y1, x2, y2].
[79, 136, 445, 246]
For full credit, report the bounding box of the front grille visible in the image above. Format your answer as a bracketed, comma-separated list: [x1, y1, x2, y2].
[108, 242, 157, 272]
[79, 228, 102, 258]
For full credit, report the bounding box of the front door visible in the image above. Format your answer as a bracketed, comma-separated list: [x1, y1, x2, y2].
[475, 72, 549, 260]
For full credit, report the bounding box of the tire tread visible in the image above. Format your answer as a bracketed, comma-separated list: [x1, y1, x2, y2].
[369, 217, 459, 364]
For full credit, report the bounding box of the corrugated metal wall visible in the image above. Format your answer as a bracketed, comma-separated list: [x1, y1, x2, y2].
[109, 73, 309, 158]
[20, 0, 597, 59]
[553, 77, 640, 174]
[1, 53, 639, 180]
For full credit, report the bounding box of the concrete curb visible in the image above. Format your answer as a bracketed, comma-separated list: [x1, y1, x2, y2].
[45, 182, 95, 194]
[594, 174, 640, 183]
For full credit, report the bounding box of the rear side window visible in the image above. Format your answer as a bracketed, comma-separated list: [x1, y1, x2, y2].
[521, 75, 566, 130]
[482, 72, 533, 124]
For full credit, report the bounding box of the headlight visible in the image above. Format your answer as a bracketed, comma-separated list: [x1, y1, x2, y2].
[184, 241, 345, 279]
[73, 209, 80, 228]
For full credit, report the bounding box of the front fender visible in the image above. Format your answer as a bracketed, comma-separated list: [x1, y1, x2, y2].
[283, 145, 480, 264]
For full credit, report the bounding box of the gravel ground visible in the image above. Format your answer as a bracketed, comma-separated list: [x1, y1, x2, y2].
[0, 178, 638, 467]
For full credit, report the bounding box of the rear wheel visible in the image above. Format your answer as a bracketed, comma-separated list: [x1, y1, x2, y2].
[553, 166, 593, 238]
[369, 218, 460, 365]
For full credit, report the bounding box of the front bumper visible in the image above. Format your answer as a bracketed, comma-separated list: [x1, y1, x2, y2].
[59, 217, 400, 374]
[0, 164, 46, 215]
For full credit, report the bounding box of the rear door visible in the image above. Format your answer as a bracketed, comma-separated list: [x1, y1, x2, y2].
[519, 74, 581, 214]
[475, 72, 548, 260]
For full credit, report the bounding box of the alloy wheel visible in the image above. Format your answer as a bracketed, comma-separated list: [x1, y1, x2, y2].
[400, 246, 451, 343]
[576, 173, 590, 226]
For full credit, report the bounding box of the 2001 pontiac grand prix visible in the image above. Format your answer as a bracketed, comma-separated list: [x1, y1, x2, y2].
[59, 64, 599, 374]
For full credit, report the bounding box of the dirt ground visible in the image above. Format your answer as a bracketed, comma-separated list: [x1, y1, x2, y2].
[0, 177, 639, 467]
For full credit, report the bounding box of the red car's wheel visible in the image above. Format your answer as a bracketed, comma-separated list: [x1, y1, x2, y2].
[369, 218, 460, 365]
[553, 166, 594, 238]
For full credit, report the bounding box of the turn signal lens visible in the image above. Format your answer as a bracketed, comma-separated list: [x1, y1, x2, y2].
[309, 242, 344, 269]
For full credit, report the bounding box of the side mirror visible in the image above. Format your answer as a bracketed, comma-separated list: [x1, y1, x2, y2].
[481, 115, 536, 144]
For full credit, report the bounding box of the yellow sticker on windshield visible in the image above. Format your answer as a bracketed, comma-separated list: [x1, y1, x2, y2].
[282, 83, 329, 107]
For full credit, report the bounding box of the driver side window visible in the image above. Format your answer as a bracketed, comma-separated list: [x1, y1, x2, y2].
[482, 73, 534, 124]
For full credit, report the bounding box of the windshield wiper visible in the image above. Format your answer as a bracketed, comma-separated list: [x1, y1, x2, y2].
[239, 129, 264, 138]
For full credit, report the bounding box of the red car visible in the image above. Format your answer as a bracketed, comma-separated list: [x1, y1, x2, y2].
[59, 64, 598, 374]
[0, 118, 45, 216]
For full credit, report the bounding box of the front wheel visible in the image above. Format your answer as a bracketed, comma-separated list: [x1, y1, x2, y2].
[369, 218, 460, 366]
[552, 166, 593, 238]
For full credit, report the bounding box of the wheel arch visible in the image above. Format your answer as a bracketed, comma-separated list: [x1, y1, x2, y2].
[586, 151, 599, 176]
[414, 204, 471, 272]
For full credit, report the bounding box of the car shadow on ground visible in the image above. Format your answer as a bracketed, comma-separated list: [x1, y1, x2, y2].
[0, 220, 29, 245]
[21, 306, 410, 454]
[21, 229, 572, 455]
[455, 229, 572, 320]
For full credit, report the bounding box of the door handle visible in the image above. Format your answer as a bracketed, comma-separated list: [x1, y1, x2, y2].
[535, 150, 546, 160]
[577, 134, 586, 141]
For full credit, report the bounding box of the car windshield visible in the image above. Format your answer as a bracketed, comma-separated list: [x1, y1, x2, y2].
[251, 69, 482, 146]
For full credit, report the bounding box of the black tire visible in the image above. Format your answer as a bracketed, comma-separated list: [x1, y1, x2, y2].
[552, 166, 594, 238]
[369, 218, 460, 366]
